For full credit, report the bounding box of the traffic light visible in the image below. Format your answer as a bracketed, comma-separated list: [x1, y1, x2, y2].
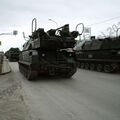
[0, 41, 1, 46]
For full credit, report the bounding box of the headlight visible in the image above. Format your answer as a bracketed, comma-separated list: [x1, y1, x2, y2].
[118, 51, 120, 54]
[42, 53, 45, 57]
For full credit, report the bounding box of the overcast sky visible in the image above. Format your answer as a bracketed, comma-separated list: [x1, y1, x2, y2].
[0, 0, 120, 52]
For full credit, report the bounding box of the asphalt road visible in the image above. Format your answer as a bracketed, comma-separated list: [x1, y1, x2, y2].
[9, 62, 120, 120]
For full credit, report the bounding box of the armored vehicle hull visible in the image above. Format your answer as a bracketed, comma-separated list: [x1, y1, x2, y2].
[19, 18, 78, 80]
[19, 49, 77, 80]
[76, 37, 120, 73]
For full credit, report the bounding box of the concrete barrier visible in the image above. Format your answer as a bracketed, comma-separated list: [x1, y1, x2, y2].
[0, 52, 4, 73]
[0, 52, 3, 64]
[0, 57, 11, 75]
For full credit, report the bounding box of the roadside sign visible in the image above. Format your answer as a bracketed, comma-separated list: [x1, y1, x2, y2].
[84, 27, 91, 33]
[13, 30, 18, 35]
[83, 27, 91, 40]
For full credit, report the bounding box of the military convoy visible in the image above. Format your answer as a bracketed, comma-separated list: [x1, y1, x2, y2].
[8, 18, 119, 80]
[5, 48, 20, 62]
[76, 36, 120, 73]
[18, 18, 79, 80]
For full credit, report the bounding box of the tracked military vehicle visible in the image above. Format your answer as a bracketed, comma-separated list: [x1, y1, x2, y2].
[76, 36, 120, 73]
[6, 48, 20, 62]
[18, 18, 79, 80]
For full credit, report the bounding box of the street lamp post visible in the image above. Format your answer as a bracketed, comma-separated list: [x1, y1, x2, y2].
[0, 30, 18, 36]
[0, 30, 18, 51]
[48, 19, 58, 28]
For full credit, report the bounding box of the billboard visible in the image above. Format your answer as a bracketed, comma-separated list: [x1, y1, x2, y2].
[84, 27, 91, 34]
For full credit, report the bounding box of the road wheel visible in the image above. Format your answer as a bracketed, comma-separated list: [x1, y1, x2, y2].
[96, 64, 103, 72]
[85, 63, 89, 69]
[90, 63, 95, 70]
[111, 63, 119, 72]
[103, 64, 113, 73]
[81, 63, 85, 69]
[78, 62, 81, 68]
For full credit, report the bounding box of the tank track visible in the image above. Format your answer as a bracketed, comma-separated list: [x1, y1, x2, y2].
[19, 62, 77, 80]
[64, 66, 77, 78]
[78, 62, 120, 73]
[19, 63, 38, 80]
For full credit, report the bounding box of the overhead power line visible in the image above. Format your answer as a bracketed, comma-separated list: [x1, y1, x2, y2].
[88, 15, 120, 26]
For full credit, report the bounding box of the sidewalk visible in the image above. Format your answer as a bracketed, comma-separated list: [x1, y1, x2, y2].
[0, 58, 11, 75]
